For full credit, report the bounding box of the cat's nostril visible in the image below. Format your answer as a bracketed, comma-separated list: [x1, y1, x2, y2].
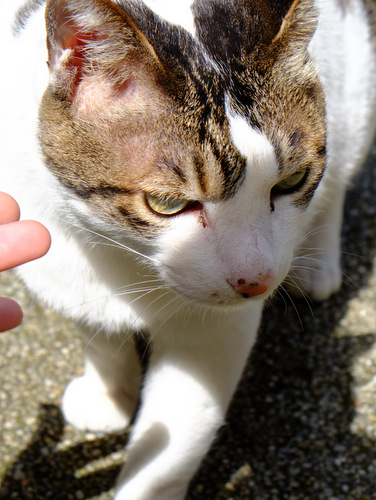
[228, 279, 269, 298]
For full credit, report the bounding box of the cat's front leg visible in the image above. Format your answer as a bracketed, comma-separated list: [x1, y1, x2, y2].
[288, 185, 346, 302]
[62, 325, 141, 433]
[115, 303, 262, 500]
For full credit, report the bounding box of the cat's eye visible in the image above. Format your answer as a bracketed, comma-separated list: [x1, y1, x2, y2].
[272, 169, 308, 194]
[145, 193, 190, 216]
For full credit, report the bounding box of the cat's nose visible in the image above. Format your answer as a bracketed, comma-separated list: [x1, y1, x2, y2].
[228, 278, 269, 298]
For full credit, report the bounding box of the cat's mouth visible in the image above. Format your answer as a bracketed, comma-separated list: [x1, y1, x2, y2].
[166, 278, 275, 308]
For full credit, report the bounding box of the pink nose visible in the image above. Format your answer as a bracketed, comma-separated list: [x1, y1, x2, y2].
[229, 279, 269, 298]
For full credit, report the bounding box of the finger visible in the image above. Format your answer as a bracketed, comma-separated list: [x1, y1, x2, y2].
[0, 192, 20, 224]
[0, 297, 23, 332]
[0, 220, 51, 272]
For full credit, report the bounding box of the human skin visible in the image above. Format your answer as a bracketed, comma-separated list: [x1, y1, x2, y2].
[0, 192, 51, 332]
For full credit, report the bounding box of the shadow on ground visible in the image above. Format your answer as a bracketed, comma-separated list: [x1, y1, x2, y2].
[0, 404, 127, 500]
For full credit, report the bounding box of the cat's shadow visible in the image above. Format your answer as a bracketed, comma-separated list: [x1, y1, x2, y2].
[1, 155, 376, 499]
[0, 404, 127, 499]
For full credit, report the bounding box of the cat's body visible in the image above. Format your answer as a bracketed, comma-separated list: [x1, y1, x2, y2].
[1, 0, 375, 498]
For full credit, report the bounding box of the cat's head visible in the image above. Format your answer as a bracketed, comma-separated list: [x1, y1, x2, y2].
[39, 0, 326, 307]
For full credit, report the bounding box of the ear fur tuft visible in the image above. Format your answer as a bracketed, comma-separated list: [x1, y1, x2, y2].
[45, 0, 162, 101]
[272, 0, 317, 48]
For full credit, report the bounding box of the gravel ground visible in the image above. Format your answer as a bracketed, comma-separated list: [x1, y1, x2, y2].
[0, 146, 375, 500]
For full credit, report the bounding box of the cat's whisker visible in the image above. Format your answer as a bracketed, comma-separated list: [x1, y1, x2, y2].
[268, 287, 288, 316]
[296, 223, 332, 242]
[60, 281, 164, 314]
[290, 260, 355, 285]
[335, 268, 358, 293]
[293, 248, 332, 258]
[128, 290, 175, 334]
[115, 279, 163, 294]
[290, 262, 332, 274]
[182, 301, 198, 326]
[276, 284, 305, 330]
[136, 289, 172, 313]
[283, 273, 311, 299]
[57, 217, 157, 264]
[111, 330, 137, 376]
[137, 296, 189, 355]
[114, 284, 166, 298]
[83, 324, 106, 354]
[286, 269, 318, 290]
[295, 246, 364, 262]
[293, 248, 347, 260]
[85, 241, 136, 252]
[281, 275, 315, 315]
[114, 281, 162, 292]
[127, 286, 170, 307]
[149, 297, 190, 339]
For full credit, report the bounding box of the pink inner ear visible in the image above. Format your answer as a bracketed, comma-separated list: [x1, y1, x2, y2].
[52, 9, 108, 98]
[63, 32, 85, 82]
[62, 28, 105, 53]
[61, 28, 102, 84]
[50, 8, 145, 110]
[54, 20, 137, 109]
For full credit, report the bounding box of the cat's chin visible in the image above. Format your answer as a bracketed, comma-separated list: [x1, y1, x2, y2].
[205, 296, 267, 310]
[170, 286, 271, 310]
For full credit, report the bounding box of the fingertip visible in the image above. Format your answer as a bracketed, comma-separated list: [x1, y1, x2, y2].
[0, 298, 23, 333]
[0, 220, 51, 271]
[0, 192, 21, 224]
[25, 220, 52, 257]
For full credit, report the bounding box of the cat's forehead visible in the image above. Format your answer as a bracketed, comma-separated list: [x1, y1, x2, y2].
[40, 0, 326, 231]
[145, 7, 326, 198]
[123, 0, 325, 145]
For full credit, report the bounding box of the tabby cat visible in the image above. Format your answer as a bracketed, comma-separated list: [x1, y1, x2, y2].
[1, 0, 376, 498]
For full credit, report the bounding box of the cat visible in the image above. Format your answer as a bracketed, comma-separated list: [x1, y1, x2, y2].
[1, 0, 376, 498]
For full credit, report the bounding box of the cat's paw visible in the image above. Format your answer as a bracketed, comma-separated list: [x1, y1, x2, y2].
[62, 375, 137, 433]
[287, 254, 342, 302]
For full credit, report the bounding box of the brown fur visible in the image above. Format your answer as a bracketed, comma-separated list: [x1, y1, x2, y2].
[226, 0, 326, 206]
[39, 0, 327, 239]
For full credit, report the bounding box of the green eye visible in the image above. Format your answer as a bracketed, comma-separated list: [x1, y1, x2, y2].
[273, 169, 308, 194]
[145, 193, 190, 215]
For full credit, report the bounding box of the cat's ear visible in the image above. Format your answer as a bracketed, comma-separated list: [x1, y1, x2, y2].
[45, 0, 164, 108]
[272, 0, 316, 48]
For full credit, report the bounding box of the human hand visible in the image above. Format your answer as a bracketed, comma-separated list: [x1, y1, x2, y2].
[0, 192, 51, 332]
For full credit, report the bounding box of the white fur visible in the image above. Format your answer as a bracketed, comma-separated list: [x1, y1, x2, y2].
[298, 0, 376, 300]
[138, 0, 196, 35]
[1, 1, 375, 499]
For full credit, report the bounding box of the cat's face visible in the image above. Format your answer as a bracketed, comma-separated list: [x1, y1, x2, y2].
[39, 0, 326, 307]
